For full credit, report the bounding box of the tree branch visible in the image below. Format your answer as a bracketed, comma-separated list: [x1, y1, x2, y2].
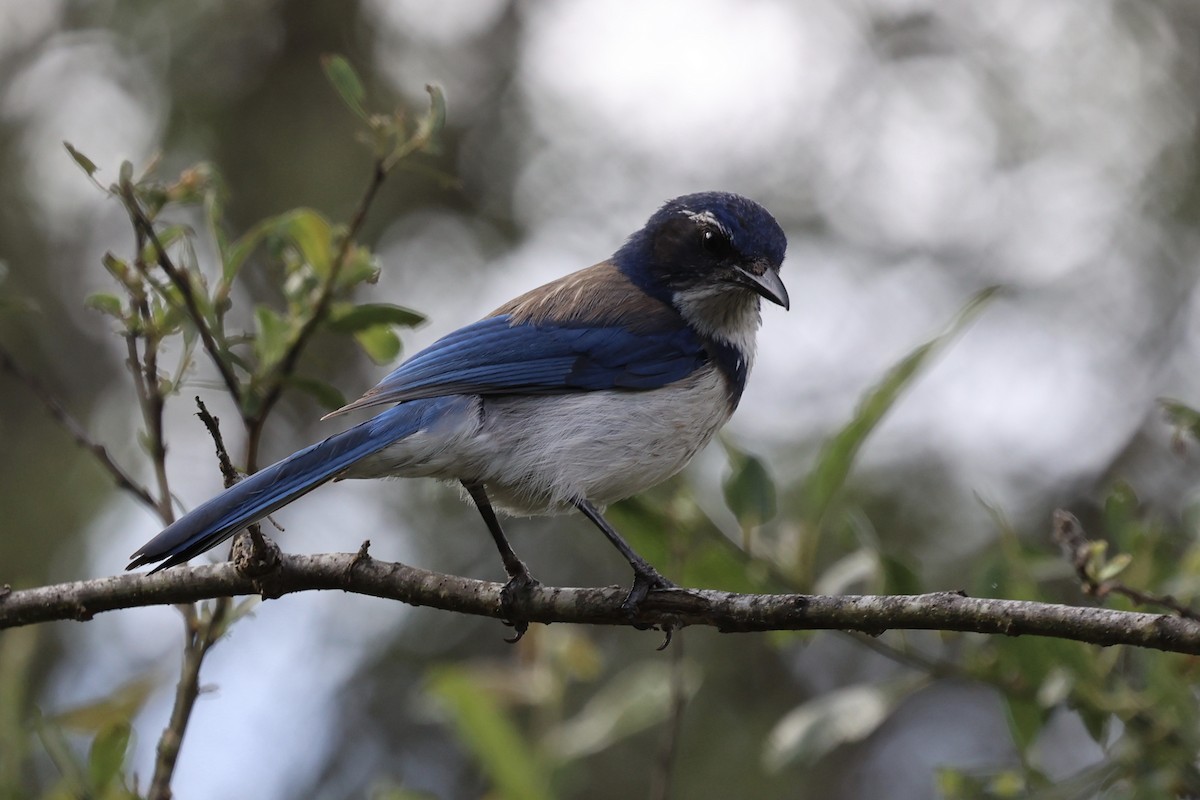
[247, 161, 388, 468]
[1052, 509, 1200, 620]
[0, 344, 159, 513]
[118, 181, 244, 408]
[4, 554, 1200, 654]
[148, 598, 228, 800]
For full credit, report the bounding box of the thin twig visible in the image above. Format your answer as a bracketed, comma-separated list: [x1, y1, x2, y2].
[193, 397, 238, 488]
[118, 181, 243, 407]
[246, 161, 388, 469]
[147, 598, 229, 800]
[649, 633, 688, 800]
[127, 246, 174, 522]
[0, 344, 158, 513]
[115, 194, 247, 797]
[1052, 510, 1200, 621]
[194, 396, 275, 569]
[145, 398, 245, 799]
[650, 498, 692, 799]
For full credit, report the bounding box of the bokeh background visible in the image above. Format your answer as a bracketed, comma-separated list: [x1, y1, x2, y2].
[5, 1, 1200, 798]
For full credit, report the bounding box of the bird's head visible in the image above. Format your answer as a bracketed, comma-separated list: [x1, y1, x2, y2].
[615, 192, 789, 340]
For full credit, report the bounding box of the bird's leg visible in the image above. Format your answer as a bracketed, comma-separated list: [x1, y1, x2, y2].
[462, 481, 538, 640]
[574, 498, 677, 616]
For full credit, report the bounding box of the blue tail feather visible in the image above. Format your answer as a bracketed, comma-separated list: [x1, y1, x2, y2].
[127, 399, 446, 571]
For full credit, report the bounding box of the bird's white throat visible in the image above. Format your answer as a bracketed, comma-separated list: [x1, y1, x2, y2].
[672, 286, 761, 363]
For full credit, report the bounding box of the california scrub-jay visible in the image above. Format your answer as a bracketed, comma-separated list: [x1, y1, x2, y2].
[127, 191, 788, 615]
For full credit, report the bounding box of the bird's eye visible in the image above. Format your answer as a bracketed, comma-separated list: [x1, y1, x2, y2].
[700, 227, 731, 256]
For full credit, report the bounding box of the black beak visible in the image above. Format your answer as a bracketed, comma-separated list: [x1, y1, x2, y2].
[735, 264, 789, 310]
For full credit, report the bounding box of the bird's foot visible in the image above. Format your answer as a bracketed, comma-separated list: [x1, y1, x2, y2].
[499, 567, 540, 643]
[620, 563, 678, 619]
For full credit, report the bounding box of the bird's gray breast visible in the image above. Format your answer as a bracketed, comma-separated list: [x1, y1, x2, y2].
[462, 364, 735, 514]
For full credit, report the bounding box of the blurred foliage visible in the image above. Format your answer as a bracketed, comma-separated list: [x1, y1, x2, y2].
[2, 55, 448, 798]
[0, 629, 147, 800]
[797, 285, 1001, 589]
[12, 115, 1200, 800]
[67, 74, 442, 429]
[7, 9, 1200, 799]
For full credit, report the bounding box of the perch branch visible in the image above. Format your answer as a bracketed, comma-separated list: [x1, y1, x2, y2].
[4, 554, 1200, 655]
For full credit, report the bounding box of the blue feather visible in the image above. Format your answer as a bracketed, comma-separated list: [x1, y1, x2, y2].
[339, 313, 709, 410]
[127, 398, 460, 571]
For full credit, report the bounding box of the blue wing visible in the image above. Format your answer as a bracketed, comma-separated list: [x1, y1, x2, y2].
[333, 313, 709, 415]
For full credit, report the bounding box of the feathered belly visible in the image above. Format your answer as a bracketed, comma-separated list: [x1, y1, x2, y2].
[465, 366, 734, 514]
[350, 366, 735, 515]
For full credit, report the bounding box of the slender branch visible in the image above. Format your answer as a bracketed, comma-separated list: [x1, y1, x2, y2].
[5, 555, 1200, 654]
[142, 334, 171, 518]
[127, 260, 174, 522]
[278, 161, 388, 386]
[147, 598, 228, 800]
[0, 344, 158, 513]
[649, 633, 687, 800]
[246, 162, 388, 468]
[142, 398, 242, 799]
[1052, 510, 1200, 621]
[118, 182, 244, 407]
[193, 397, 238, 488]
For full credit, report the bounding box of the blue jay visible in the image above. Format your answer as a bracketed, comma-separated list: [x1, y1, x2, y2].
[128, 192, 788, 617]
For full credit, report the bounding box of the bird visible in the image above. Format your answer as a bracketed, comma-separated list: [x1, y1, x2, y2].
[127, 191, 788, 622]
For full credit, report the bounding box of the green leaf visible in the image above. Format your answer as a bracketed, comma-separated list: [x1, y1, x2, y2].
[813, 547, 879, 595]
[353, 325, 401, 364]
[879, 554, 923, 595]
[1003, 695, 1045, 753]
[337, 244, 381, 288]
[763, 679, 917, 771]
[52, 675, 157, 733]
[428, 667, 552, 800]
[139, 223, 192, 267]
[607, 493, 765, 595]
[1077, 705, 1110, 745]
[803, 286, 1000, 529]
[322, 54, 368, 119]
[1103, 481, 1139, 530]
[63, 142, 98, 177]
[546, 661, 699, 761]
[32, 709, 88, 791]
[0, 628, 39, 790]
[101, 253, 130, 283]
[278, 209, 334, 278]
[254, 304, 291, 369]
[1160, 397, 1200, 442]
[369, 784, 440, 800]
[413, 84, 447, 152]
[721, 440, 777, 531]
[85, 293, 124, 319]
[937, 767, 1032, 799]
[328, 303, 425, 334]
[287, 375, 347, 411]
[221, 218, 274, 284]
[1097, 552, 1132, 582]
[86, 721, 130, 791]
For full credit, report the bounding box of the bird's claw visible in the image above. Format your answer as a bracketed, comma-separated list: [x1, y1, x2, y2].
[500, 569, 540, 643]
[620, 564, 677, 619]
[656, 623, 677, 651]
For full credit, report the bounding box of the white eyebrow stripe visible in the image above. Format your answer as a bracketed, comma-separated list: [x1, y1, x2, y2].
[681, 209, 731, 238]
